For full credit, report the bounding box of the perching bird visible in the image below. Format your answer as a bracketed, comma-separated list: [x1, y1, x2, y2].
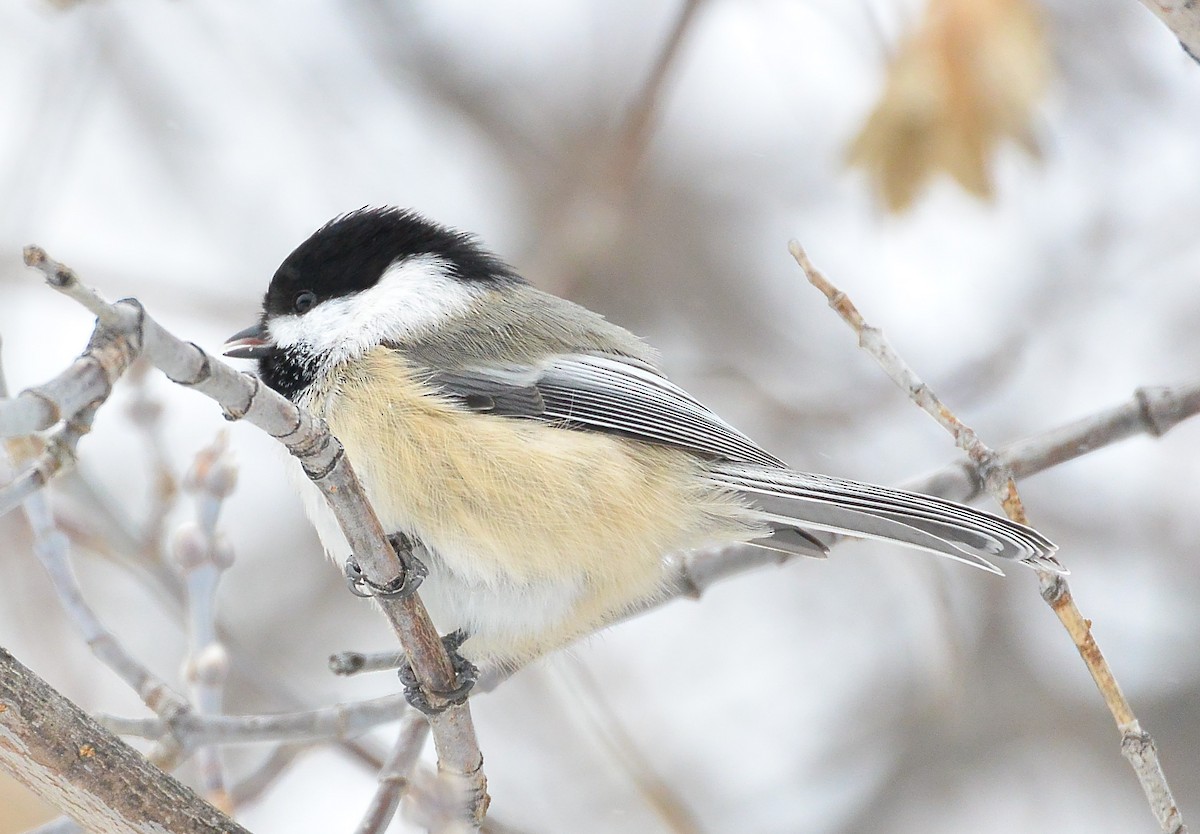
[224, 207, 1058, 676]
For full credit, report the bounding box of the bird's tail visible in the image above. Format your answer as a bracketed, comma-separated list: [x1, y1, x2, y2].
[709, 462, 1062, 574]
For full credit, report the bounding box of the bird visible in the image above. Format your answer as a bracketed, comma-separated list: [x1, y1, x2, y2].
[223, 207, 1059, 681]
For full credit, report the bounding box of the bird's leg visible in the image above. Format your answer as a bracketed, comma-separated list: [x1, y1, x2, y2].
[341, 535, 474, 712]
[397, 629, 478, 715]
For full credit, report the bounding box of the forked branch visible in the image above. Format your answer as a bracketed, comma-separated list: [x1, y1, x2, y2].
[790, 240, 1186, 834]
[3, 247, 489, 828]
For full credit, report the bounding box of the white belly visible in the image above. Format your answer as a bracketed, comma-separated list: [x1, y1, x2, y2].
[291, 460, 588, 665]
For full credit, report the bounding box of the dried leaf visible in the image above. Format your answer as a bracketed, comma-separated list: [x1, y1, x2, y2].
[847, 0, 1050, 211]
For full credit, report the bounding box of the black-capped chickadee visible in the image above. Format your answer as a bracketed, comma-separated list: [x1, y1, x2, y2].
[224, 207, 1058, 669]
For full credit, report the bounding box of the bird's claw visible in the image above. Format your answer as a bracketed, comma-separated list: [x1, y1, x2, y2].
[398, 629, 478, 716]
[343, 533, 427, 599]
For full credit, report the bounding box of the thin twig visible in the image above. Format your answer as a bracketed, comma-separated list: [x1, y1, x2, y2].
[0, 411, 193, 742]
[905, 381, 1200, 500]
[98, 693, 410, 745]
[329, 649, 407, 677]
[518, 0, 706, 293]
[176, 433, 239, 811]
[355, 713, 430, 834]
[227, 744, 308, 808]
[789, 240, 1187, 834]
[21, 246, 124, 324]
[126, 358, 180, 563]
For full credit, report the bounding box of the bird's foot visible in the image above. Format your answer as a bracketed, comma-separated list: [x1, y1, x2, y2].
[343, 533, 428, 599]
[398, 629, 478, 716]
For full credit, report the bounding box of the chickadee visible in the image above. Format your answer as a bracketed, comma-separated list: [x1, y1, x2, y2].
[224, 207, 1059, 669]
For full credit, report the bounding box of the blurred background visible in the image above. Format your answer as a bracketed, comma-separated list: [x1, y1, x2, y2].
[2, 1, 1199, 832]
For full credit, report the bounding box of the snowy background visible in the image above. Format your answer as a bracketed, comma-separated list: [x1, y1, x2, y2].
[2, 1, 1200, 832]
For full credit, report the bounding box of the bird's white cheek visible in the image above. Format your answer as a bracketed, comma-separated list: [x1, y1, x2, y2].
[267, 311, 345, 357]
[266, 255, 482, 362]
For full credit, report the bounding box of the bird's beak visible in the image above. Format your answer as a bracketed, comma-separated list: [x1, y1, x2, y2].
[222, 322, 274, 359]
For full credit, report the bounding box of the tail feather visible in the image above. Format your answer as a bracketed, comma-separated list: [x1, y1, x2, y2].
[710, 462, 1061, 574]
[746, 524, 830, 560]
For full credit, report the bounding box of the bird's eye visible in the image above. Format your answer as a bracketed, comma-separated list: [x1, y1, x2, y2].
[293, 291, 317, 314]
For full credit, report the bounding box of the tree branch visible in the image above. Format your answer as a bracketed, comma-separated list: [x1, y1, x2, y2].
[789, 240, 1187, 834]
[0, 647, 249, 834]
[903, 381, 1200, 501]
[329, 650, 407, 677]
[609, 0, 705, 191]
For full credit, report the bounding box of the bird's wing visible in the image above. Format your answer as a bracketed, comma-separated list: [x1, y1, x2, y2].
[420, 352, 786, 467]
[417, 350, 1061, 572]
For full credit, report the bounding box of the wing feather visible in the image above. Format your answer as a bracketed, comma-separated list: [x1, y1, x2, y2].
[425, 353, 784, 467]
[416, 349, 1060, 571]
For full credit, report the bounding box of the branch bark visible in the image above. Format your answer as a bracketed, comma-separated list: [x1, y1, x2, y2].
[0, 647, 250, 834]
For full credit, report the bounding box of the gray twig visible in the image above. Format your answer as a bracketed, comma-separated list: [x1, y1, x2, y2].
[98, 693, 410, 746]
[176, 433, 239, 811]
[0, 414, 193, 748]
[609, 0, 705, 191]
[126, 358, 181, 563]
[545, 659, 702, 834]
[904, 381, 1200, 501]
[329, 650, 407, 677]
[789, 240, 1187, 834]
[355, 713, 430, 834]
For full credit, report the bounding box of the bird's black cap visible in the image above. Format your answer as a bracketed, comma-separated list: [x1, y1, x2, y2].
[262, 207, 520, 318]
